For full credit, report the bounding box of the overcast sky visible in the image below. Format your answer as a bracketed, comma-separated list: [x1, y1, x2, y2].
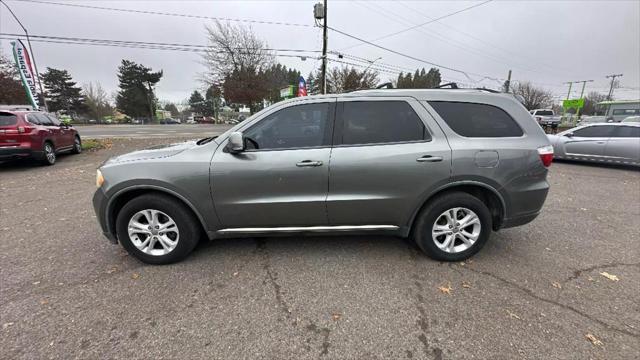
[1, 0, 639, 104]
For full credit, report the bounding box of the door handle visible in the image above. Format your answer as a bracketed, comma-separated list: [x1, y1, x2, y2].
[596, 141, 606, 144]
[296, 160, 323, 167]
[417, 155, 443, 162]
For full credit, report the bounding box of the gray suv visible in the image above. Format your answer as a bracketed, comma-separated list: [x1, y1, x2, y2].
[93, 89, 553, 264]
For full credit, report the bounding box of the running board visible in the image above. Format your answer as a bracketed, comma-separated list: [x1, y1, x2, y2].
[217, 225, 399, 234]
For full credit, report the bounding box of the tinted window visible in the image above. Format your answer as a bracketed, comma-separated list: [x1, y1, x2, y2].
[612, 109, 639, 115]
[429, 101, 523, 137]
[244, 103, 330, 150]
[535, 110, 553, 116]
[46, 114, 61, 126]
[340, 101, 427, 145]
[26, 114, 42, 125]
[572, 125, 614, 137]
[0, 113, 17, 126]
[36, 113, 53, 125]
[611, 126, 640, 138]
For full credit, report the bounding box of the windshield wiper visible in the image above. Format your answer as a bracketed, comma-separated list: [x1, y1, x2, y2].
[197, 136, 217, 145]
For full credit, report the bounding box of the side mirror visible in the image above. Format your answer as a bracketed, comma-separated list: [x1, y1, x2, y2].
[226, 131, 245, 153]
[564, 132, 574, 138]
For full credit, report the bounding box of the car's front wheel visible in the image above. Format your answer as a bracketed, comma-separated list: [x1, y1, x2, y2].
[115, 194, 201, 264]
[413, 192, 491, 261]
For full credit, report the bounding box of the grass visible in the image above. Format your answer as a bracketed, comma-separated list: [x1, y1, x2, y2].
[81, 138, 112, 151]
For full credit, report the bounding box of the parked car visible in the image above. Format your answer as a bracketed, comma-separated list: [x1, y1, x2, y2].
[0, 110, 82, 165]
[529, 109, 561, 128]
[547, 123, 640, 166]
[621, 116, 640, 123]
[596, 100, 640, 122]
[93, 89, 552, 264]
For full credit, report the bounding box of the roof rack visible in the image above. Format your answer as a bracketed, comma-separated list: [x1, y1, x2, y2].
[0, 105, 35, 111]
[376, 82, 394, 89]
[436, 82, 459, 89]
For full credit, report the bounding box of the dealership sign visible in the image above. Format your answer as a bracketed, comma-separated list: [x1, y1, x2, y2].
[562, 98, 585, 110]
[11, 40, 40, 109]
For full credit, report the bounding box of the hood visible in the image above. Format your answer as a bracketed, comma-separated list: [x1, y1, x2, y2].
[104, 141, 196, 165]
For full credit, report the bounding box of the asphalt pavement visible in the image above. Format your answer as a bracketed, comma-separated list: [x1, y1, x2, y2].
[1, 138, 638, 359]
[76, 124, 232, 139]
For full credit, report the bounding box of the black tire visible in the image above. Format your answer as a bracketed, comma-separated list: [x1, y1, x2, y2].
[413, 192, 492, 262]
[115, 193, 201, 264]
[41, 141, 56, 165]
[72, 135, 82, 154]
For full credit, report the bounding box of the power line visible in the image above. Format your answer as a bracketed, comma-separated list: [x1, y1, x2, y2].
[0, 32, 321, 53]
[16, 0, 313, 28]
[327, 25, 502, 82]
[0, 35, 320, 59]
[339, 0, 493, 51]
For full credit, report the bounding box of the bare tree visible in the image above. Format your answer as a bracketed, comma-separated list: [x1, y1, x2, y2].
[202, 21, 275, 85]
[83, 82, 113, 121]
[510, 81, 553, 110]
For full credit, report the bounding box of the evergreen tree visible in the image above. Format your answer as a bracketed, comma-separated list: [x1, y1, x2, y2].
[115, 59, 163, 119]
[188, 90, 207, 115]
[41, 67, 85, 113]
[424, 68, 442, 88]
[163, 103, 179, 117]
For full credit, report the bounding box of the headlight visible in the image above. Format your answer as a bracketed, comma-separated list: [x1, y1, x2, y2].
[96, 169, 105, 188]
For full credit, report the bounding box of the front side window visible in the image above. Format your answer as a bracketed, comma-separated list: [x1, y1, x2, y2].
[572, 125, 614, 138]
[46, 114, 61, 126]
[612, 109, 639, 116]
[429, 101, 523, 137]
[611, 126, 640, 138]
[243, 102, 331, 150]
[340, 101, 428, 145]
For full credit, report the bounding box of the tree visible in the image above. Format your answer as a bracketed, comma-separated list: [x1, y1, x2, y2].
[323, 66, 378, 93]
[115, 59, 163, 120]
[581, 91, 608, 115]
[188, 90, 207, 115]
[41, 67, 85, 113]
[83, 82, 113, 121]
[203, 21, 274, 85]
[163, 103, 180, 117]
[510, 81, 553, 110]
[0, 52, 29, 105]
[205, 85, 223, 118]
[396, 68, 441, 89]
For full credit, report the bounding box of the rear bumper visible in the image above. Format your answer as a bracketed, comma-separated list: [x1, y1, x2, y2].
[0, 146, 37, 160]
[92, 188, 117, 244]
[501, 210, 541, 229]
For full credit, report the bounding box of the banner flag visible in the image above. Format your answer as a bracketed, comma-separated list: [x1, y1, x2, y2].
[298, 76, 307, 97]
[11, 40, 40, 109]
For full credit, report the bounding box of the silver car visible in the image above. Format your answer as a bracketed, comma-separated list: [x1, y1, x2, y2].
[547, 123, 640, 166]
[93, 89, 552, 264]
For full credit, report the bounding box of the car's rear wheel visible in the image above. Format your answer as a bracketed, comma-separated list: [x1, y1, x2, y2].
[115, 194, 201, 264]
[413, 192, 491, 261]
[41, 142, 56, 165]
[72, 136, 82, 154]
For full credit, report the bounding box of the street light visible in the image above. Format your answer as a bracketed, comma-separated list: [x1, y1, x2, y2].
[0, 0, 48, 111]
[363, 57, 382, 73]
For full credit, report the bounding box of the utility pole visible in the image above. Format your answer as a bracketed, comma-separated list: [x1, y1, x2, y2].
[575, 80, 594, 118]
[146, 81, 155, 124]
[321, 0, 328, 94]
[504, 70, 512, 92]
[605, 74, 623, 100]
[564, 81, 574, 100]
[1, 0, 48, 111]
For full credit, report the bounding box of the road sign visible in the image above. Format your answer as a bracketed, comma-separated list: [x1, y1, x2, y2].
[563, 98, 585, 110]
[280, 86, 294, 99]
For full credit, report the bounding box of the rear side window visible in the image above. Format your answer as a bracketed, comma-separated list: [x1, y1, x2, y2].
[0, 113, 17, 126]
[429, 101, 524, 137]
[340, 101, 428, 145]
[611, 126, 640, 138]
[572, 125, 614, 137]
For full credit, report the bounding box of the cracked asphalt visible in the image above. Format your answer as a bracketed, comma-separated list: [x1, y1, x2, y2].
[1, 138, 639, 359]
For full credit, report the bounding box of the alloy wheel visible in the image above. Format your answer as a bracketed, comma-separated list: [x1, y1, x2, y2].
[432, 207, 481, 253]
[44, 143, 55, 164]
[74, 138, 82, 153]
[128, 209, 180, 256]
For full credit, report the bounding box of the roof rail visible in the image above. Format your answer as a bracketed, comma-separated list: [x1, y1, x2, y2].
[436, 82, 459, 89]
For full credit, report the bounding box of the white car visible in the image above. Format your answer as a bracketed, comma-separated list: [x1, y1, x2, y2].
[622, 116, 640, 123]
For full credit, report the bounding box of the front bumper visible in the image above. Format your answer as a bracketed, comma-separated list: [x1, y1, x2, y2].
[92, 188, 117, 244]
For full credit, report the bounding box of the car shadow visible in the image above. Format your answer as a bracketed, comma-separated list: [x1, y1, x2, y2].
[0, 152, 78, 172]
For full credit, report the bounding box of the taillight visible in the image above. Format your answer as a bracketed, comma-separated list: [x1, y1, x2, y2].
[537, 145, 554, 167]
[18, 126, 26, 133]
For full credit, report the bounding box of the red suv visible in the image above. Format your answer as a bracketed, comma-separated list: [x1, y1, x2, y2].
[0, 109, 82, 165]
